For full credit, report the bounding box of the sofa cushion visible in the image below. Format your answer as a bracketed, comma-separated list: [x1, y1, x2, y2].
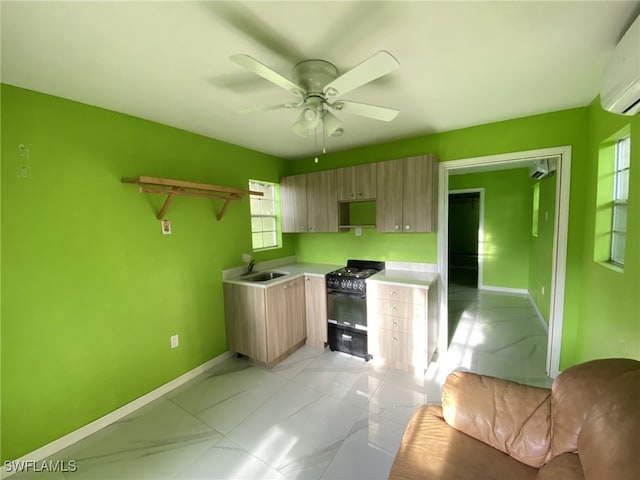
[549, 358, 640, 460]
[536, 454, 584, 480]
[441, 371, 551, 468]
[577, 369, 640, 480]
[388, 405, 538, 480]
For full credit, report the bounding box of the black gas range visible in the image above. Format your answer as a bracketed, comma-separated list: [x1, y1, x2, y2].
[326, 260, 385, 360]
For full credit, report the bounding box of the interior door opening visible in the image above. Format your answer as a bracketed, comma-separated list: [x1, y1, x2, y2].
[438, 147, 571, 378]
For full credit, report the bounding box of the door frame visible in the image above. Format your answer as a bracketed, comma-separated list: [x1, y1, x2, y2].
[437, 146, 572, 378]
[448, 189, 484, 288]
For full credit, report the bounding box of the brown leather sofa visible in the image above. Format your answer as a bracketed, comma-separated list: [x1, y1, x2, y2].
[388, 358, 640, 480]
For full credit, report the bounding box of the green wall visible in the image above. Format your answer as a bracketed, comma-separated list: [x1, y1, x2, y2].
[3, 83, 638, 463]
[0, 85, 294, 462]
[529, 174, 557, 323]
[449, 169, 532, 290]
[576, 98, 640, 362]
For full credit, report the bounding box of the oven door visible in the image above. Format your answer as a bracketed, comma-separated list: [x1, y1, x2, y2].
[327, 290, 367, 330]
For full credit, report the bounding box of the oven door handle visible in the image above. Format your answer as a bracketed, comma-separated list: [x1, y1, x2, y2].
[327, 290, 366, 299]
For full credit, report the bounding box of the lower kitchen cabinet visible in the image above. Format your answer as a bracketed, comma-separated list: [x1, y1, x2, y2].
[304, 275, 327, 349]
[223, 276, 306, 368]
[367, 281, 438, 373]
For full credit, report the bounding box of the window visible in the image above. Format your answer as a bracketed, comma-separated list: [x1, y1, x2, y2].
[249, 180, 279, 250]
[532, 182, 540, 237]
[610, 136, 630, 266]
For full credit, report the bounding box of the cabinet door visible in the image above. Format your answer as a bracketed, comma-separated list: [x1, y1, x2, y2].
[305, 275, 327, 348]
[376, 159, 404, 232]
[223, 283, 266, 362]
[306, 170, 339, 232]
[355, 163, 377, 200]
[402, 154, 437, 232]
[288, 277, 307, 345]
[336, 167, 357, 202]
[280, 174, 307, 232]
[265, 278, 306, 363]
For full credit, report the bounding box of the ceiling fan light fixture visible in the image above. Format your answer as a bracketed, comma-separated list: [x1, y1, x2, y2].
[322, 110, 341, 137]
[303, 108, 318, 123]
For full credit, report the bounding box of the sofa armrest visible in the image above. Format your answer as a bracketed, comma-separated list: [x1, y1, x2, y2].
[442, 371, 551, 468]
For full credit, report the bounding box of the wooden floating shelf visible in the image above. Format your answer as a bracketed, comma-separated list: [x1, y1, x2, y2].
[122, 176, 262, 221]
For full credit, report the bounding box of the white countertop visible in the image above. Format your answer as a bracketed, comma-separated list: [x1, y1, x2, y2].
[367, 269, 439, 288]
[223, 262, 342, 288]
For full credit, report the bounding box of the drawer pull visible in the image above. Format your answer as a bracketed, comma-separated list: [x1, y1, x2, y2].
[392, 337, 398, 343]
[391, 306, 397, 313]
[342, 334, 352, 341]
[391, 291, 397, 297]
[392, 321, 398, 327]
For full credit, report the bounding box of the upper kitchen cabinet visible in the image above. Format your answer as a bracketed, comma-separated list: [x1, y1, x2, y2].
[280, 174, 307, 232]
[307, 170, 339, 232]
[376, 154, 438, 233]
[336, 164, 377, 201]
[280, 170, 339, 233]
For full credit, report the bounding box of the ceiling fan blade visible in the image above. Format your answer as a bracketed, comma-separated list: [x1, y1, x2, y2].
[323, 51, 399, 99]
[230, 54, 305, 97]
[331, 100, 399, 122]
[238, 102, 302, 114]
[322, 110, 342, 137]
[206, 2, 306, 64]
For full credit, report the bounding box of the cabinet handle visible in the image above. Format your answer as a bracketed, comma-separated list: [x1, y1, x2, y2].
[391, 291, 397, 297]
[349, 192, 354, 197]
[357, 192, 362, 197]
[392, 321, 398, 327]
[392, 337, 398, 343]
[342, 334, 352, 341]
[391, 306, 397, 312]
[394, 225, 400, 231]
[405, 225, 411, 230]
[284, 284, 288, 289]
[306, 278, 310, 283]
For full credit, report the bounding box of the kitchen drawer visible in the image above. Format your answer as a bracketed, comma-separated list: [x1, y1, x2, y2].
[379, 313, 427, 337]
[377, 299, 426, 319]
[376, 329, 426, 372]
[377, 283, 426, 304]
[379, 328, 427, 372]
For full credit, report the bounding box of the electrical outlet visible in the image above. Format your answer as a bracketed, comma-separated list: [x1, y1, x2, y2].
[170, 334, 179, 349]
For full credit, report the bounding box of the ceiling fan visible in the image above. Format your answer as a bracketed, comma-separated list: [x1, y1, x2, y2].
[230, 51, 400, 138]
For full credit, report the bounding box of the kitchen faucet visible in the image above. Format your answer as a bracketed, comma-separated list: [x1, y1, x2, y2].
[247, 259, 256, 274]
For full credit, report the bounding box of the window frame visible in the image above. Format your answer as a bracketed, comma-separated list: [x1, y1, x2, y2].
[610, 136, 630, 267]
[248, 180, 280, 251]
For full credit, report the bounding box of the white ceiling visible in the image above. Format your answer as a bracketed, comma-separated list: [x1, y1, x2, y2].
[2, 1, 638, 160]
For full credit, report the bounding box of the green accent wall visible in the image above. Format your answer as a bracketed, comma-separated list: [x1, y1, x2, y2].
[449, 169, 532, 290]
[529, 174, 557, 324]
[577, 98, 640, 361]
[0, 85, 294, 462]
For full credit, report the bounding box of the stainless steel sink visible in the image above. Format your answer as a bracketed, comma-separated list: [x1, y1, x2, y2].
[244, 271, 287, 282]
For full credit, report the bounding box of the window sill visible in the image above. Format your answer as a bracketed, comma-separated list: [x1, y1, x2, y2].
[252, 245, 282, 253]
[596, 261, 624, 274]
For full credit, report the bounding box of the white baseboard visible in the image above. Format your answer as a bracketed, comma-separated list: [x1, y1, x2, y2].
[1, 351, 234, 479]
[528, 292, 550, 333]
[478, 285, 528, 295]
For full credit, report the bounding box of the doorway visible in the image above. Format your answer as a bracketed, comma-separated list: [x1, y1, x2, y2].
[437, 146, 571, 378]
[448, 190, 482, 288]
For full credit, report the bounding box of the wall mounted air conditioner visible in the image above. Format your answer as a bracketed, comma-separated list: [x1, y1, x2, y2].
[601, 15, 640, 115]
[529, 157, 557, 180]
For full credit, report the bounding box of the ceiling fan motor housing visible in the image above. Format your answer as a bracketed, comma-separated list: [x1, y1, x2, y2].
[292, 60, 338, 99]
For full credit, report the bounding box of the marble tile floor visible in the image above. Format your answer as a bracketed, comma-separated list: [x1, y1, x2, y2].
[12, 284, 552, 480]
